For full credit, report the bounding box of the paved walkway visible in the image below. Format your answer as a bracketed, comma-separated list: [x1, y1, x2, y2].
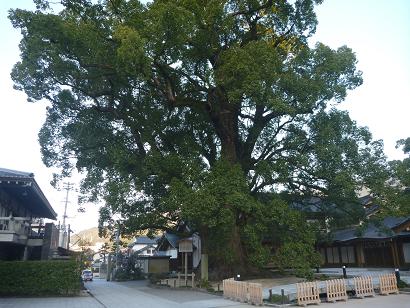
[0, 296, 103, 308]
[0, 279, 253, 308]
[86, 279, 253, 308]
[265, 267, 410, 300]
[1, 273, 409, 308]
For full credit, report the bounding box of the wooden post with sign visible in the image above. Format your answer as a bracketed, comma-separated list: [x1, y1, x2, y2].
[178, 238, 194, 286]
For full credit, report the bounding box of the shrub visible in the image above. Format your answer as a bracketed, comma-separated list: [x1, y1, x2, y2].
[274, 241, 321, 280]
[0, 260, 81, 296]
[114, 267, 144, 281]
[398, 279, 409, 289]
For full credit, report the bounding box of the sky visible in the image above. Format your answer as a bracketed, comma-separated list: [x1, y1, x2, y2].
[0, 0, 409, 233]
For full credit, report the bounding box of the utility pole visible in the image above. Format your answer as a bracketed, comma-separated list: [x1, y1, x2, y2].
[60, 182, 73, 249]
[115, 221, 120, 279]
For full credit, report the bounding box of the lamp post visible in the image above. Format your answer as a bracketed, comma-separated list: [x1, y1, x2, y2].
[342, 265, 347, 279]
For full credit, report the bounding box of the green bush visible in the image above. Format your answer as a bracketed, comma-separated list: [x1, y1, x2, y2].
[398, 279, 409, 289]
[0, 260, 81, 296]
[114, 267, 144, 281]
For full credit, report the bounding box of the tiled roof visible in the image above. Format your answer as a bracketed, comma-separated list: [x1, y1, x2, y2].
[0, 167, 34, 179]
[129, 236, 159, 247]
[0, 167, 57, 219]
[331, 217, 410, 243]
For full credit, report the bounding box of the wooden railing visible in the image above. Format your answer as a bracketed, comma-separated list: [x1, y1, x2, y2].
[160, 272, 195, 288]
[0, 216, 31, 235]
[0, 216, 47, 241]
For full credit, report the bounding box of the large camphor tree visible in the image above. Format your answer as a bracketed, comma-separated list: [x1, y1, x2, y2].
[10, 0, 391, 277]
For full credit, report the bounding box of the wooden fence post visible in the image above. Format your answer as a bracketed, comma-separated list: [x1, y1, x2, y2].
[353, 276, 375, 298]
[379, 273, 399, 295]
[326, 279, 348, 303]
[296, 281, 321, 306]
[248, 282, 263, 306]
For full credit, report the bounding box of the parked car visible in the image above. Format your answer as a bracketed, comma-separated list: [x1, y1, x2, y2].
[82, 269, 93, 281]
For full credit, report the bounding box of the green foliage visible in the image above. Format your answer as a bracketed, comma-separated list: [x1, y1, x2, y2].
[114, 267, 144, 281]
[268, 293, 290, 304]
[8, 0, 393, 273]
[386, 138, 410, 215]
[397, 279, 409, 289]
[274, 241, 321, 280]
[0, 260, 81, 296]
[264, 198, 321, 279]
[198, 278, 212, 290]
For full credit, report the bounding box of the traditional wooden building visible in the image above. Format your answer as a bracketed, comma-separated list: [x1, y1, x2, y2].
[156, 232, 201, 272]
[318, 217, 410, 268]
[0, 168, 60, 260]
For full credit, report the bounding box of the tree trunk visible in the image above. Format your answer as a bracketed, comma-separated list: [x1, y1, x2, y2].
[208, 88, 240, 164]
[207, 88, 248, 273]
[200, 226, 209, 281]
[229, 224, 246, 274]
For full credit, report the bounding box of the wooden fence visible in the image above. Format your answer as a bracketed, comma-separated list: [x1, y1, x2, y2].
[160, 272, 195, 288]
[222, 278, 263, 305]
[248, 282, 264, 305]
[223, 278, 235, 299]
[296, 281, 320, 306]
[325, 279, 348, 303]
[379, 273, 399, 295]
[353, 276, 375, 298]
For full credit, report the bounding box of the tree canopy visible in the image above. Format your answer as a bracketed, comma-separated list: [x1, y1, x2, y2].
[9, 0, 392, 274]
[388, 138, 410, 215]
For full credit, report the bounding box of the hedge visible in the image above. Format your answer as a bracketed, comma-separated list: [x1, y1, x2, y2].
[0, 260, 81, 296]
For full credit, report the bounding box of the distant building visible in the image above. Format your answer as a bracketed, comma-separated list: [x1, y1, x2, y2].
[0, 167, 69, 260]
[129, 236, 159, 256]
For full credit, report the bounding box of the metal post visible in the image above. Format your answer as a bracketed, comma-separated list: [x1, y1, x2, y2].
[116, 221, 120, 269]
[184, 252, 188, 285]
[395, 268, 400, 284]
[281, 289, 285, 305]
[107, 254, 112, 281]
[342, 265, 347, 278]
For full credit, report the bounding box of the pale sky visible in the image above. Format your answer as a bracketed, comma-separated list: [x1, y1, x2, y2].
[0, 0, 409, 233]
